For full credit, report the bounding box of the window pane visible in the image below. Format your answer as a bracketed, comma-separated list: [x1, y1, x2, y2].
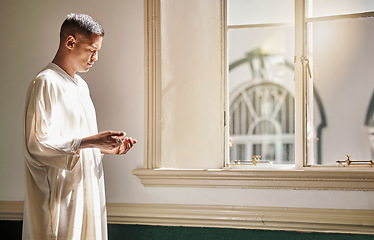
[306, 17, 374, 165]
[308, 0, 374, 18]
[228, 0, 294, 25]
[228, 26, 295, 165]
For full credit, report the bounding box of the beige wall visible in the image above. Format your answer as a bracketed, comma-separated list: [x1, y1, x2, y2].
[0, 0, 145, 201]
[0, 0, 373, 210]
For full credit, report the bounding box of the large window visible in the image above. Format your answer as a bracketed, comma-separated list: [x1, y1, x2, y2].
[134, 0, 374, 190]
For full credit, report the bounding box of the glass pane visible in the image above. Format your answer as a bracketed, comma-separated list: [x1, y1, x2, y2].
[228, 26, 295, 165]
[308, 0, 374, 18]
[306, 17, 374, 165]
[228, 0, 294, 25]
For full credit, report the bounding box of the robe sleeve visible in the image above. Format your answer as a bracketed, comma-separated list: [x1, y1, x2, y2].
[25, 76, 81, 171]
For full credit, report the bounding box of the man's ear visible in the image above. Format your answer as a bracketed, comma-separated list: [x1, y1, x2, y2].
[65, 35, 76, 50]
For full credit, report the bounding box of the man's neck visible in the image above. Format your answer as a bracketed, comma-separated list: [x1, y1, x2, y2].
[52, 54, 75, 79]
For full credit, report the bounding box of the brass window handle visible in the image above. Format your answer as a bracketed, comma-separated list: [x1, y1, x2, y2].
[232, 155, 271, 166]
[336, 155, 373, 167]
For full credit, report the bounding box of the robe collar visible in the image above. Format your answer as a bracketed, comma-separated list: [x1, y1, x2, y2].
[48, 62, 78, 84]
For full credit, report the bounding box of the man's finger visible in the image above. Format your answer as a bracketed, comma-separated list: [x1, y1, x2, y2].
[128, 138, 137, 147]
[128, 137, 133, 147]
[109, 131, 126, 137]
[118, 143, 124, 154]
[110, 132, 126, 145]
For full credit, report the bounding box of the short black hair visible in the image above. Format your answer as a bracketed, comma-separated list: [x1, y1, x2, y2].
[60, 13, 104, 40]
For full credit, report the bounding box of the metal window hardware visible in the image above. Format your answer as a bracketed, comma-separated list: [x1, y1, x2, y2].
[336, 154, 374, 167]
[252, 155, 261, 165]
[300, 56, 312, 79]
[232, 155, 271, 166]
[294, 56, 312, 78]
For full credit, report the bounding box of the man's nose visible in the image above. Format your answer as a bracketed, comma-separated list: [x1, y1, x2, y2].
[91, 51, 98, 61]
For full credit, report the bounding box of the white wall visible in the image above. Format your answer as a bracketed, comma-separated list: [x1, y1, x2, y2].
[0, 0, 373, 210]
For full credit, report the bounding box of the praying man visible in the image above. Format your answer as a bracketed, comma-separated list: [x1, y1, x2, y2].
[22, 13, 136, 240]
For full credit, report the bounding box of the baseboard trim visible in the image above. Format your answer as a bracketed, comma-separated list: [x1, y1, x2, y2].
[106, 203, 374, 235]
[1, 201, 373, 235]
[0, 201, 23, 221]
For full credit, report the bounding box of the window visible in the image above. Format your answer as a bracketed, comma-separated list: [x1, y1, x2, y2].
[226, 0, 295, 167]
[304, 0, 374, 166]
[134, 0, 374, 190]
[226, 0, 374, 167]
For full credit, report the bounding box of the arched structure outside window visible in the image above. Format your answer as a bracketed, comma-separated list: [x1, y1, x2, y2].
[228, 48, 326, 165]
[230, 82, 295, 164]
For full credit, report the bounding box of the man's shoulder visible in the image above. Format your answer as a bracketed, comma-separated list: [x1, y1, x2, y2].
[29, 66, 65, 94]
[34, 66, 61, 83]
[40, 63, 64, 77]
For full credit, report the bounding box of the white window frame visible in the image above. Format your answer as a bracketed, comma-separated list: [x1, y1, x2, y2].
[133, 0, 374, 190]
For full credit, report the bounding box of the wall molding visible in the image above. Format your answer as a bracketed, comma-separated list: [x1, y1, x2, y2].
[2, 201, 373, 235]
[133, 168, 374, 191]
[0, 201, 23, 221]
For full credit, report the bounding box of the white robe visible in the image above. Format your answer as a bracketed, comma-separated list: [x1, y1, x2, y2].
[23, 63, 107, 240]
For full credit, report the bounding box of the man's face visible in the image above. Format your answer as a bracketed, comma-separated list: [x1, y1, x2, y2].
[70, 33, 103, 73]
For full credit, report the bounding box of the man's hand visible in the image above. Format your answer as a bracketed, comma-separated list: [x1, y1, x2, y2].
[79, 131, 137, 155]
[79, 131, 125, 150]
[101, 137, 137, 155]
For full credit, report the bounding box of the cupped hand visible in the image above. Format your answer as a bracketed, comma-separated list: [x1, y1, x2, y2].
[103, 137, 137, 155]
[80, 131, 126, 150]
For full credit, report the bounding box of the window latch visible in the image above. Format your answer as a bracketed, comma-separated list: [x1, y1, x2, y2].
[336, 154, 373, 167]
[232, 155, 271, 166]
[300, 56, 312, 79]
[233, 155, 269, 165]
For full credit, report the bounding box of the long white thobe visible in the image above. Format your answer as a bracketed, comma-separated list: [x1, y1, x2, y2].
[23, 63, 107, 240]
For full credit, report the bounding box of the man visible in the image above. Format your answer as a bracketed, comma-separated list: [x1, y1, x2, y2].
[23, 13, 136, 240]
